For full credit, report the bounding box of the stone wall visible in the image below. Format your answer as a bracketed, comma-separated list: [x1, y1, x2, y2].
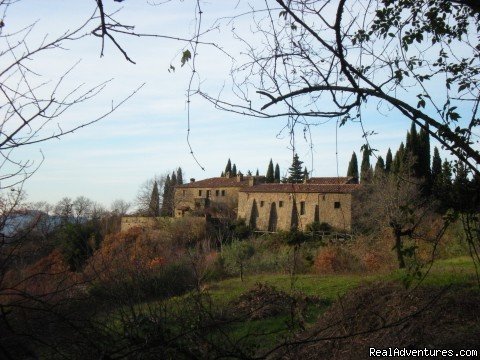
[174, 187, 240, 217]
[237, 191, 353, 232]
[120, 217, 172, 232]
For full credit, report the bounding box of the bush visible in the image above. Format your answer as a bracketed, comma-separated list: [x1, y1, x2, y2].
[232, 218, 251, 239]
[222, 239, 255, 280]
[306, 221, 332, 233]
[314, 245, 363, 274]
[89, 260, 196, 302]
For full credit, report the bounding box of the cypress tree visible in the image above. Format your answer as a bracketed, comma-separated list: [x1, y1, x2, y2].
[374, 156, 385, 178]
[419, 126, 431, 180]
[176, 167, 183, 185]
[287, 153, 304, 183]
[303, 167, 309, 181]
[266, 159, 275, 183]
[347, 152, 359, 179]
[439, 159, 453, 210]
[453, 161, 470, 211]
[255, 169, 259, 176]
[360, 149, 371, 183]
[393, 142, 405, 174]
[171, 171, 177, 186]
[149, 181, 160, 217]
[161, 175, 171, 216]
[274, 163, 280, 183]
[221, 171, 225, 177]
[431, 147, 442, 193]
[232, 164, 237, 176]
[405, 122, 420, 177]
[225, 159, 232, 176]
[385, 148, 393, 173]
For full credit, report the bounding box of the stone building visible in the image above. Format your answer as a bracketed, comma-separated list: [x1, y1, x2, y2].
[174, 173, 265, 218]
[174, 174, 359, 232]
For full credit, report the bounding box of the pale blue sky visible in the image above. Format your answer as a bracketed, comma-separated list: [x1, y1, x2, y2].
[3, 1, 463, 208]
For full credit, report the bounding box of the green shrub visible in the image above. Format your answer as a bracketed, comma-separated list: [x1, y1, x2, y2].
[306, 221, 332, 232]
[222, 239, 255, 281]
[89, 260, 196, 302]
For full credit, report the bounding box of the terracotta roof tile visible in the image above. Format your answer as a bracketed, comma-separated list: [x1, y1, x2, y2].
[240, 183, 360, 194]
[306, 177, 358, 184]
[176, 176, 262, 189]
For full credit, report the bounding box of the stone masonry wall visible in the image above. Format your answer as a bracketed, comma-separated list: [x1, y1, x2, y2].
[174, 187, 240, 217]
[237, 191, 352, 232]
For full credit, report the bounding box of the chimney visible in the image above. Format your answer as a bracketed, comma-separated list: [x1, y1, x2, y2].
[190, 178, 195, 183]
[236, 172, 244, 182]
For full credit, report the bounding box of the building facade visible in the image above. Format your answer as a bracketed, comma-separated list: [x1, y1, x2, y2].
[174, 174, 265, 218]
[174, 174, 359, 232]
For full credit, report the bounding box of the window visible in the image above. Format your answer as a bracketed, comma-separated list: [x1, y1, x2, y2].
[182, 190, 186, 196]
[221, 190, 226, 196]
[260, 201, 264, 207]
[300, 201, 305, 215]
[215, 190, 220, 196]
[334, 201, 341, 209]
[279, 201, 283, 208]
[206, 190, 210, 197]
[198, 190, 202, 197]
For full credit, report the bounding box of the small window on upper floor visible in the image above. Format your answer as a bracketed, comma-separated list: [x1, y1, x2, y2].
[300, 201, 306, 215]
[221, 190, 226, 196]
[260, 201, 264, 207]
[198, 190, 202, 197]
[334, 201, 341, 209]
[215, 189, 220, 196]
[206, 190, 211, 197]
[279, 201, 283, 208]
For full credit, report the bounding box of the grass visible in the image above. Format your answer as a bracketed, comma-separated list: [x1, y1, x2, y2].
[387, 256, 480, 287]
[206, 273, 373, 305]
[100, 256, 479, 356]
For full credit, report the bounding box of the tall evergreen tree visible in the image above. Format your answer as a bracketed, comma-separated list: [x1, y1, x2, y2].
[266, 159, 275, 183]
[385, 148, 393, 173]
[374, 156, 385, 178]
[255, 169, 259, 176]
[274, 163, 280, 183]
[287, 153, 304, 183]
[171, 171, 177, 186]
[161, 175, 171, 216]
[437, 159, 453, 210]
[149, 181, 160, 217]
[232, 164, 237, 176]
[392, 142, 405, 174]
[419, 125, 431, 180]
[431, 147, 442, 192]
[225, 159, 232, 176]
[347, 152, 359, 179]
[360, 149, 371, 183]
[303, 167, 309, 181]
[405, 122, 421, 177]
[453, 161, 470, 211]
[221, 171, 225, 177]
[176, 167, 183, 185]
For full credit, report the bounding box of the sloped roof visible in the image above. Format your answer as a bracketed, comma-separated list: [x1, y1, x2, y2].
[176, 176, 261, 189]
[240, 183, 360, 194]
[306, 177, 358, 184]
